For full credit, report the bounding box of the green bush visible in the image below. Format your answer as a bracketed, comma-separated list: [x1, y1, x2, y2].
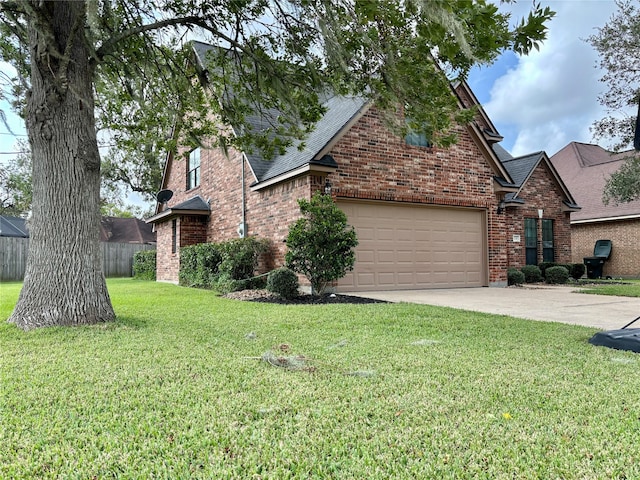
[521, 265, 543, 283]
[266, 267, 300, 299]
[545, 265, 569, 284]
[179, 243, 222, 288]
[132, 250, 156, 280]
[285, 192, 358, 295]
[179, 237, 269, 291]
[569, 263, 586, 280]
[538, 262, 557, 278]
[507, 268, 525, 286]
[217, 237, 270, 281]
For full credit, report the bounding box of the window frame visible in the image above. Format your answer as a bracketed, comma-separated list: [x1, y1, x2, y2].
[171, 219, 177, 254]
[187, 147, 201, 190]
[524, 217, 538, 265]
[542, 218, 554, 262]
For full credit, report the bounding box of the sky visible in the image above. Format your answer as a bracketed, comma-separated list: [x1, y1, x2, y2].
[0, 0, 627, 173]
[467, 0, 622, 157]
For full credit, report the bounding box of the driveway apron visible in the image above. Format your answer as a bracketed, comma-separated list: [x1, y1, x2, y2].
[348, 286, 640, 330]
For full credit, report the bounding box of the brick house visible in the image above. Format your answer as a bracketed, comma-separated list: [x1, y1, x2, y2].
[147, 41, 579, 291]
[551, 142, 640, 278]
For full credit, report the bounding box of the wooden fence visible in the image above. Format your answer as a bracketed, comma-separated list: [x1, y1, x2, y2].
[0, 237, 155, 281]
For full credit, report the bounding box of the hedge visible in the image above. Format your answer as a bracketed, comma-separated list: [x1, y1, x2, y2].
[132, 250, 156, 280]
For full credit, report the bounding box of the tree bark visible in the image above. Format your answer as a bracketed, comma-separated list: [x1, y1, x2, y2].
[8, 1, 115, 330]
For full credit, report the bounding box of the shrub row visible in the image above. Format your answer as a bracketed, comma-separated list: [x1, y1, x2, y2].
[508, 262, 586, 286]
[179, 237, 270, 293]
[132, 250, 156, 280]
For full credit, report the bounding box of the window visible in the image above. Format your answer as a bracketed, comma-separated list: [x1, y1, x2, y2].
[404, 118, 431, 147]
[405, 130, 431, 147]
[171, 219, 177, 254]
[187, 148, 201, 190]
[542, 219, 554, 262]
[524, 218, 538, 265]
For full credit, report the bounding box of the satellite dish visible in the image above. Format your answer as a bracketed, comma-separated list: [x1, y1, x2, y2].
[156, 189, 173, 204]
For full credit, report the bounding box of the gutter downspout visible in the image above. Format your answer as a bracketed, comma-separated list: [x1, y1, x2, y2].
[239, 152, 248, 238]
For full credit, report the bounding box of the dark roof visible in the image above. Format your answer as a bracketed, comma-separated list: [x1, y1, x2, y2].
[191, 41, 367, 184]
[99, 217, 156, 244]
[146, 195, 211, 224]
[501, 151, 545, 187]
[550, 142, 640, 222]
[171, 195, 210, 211]
[0, 215, 29, 237]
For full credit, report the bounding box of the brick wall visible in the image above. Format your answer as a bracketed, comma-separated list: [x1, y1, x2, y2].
[157, 104, 574, 287]
[327, 106, 506, 284]
[572, 220, 640, 278]
[504, 162, 572, 268]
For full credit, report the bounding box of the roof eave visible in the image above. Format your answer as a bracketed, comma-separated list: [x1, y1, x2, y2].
[571, 213, 640, 225]
[493, 177, 519, 193]
[146, 208, 210, 224]
[250, 163, 337, 191]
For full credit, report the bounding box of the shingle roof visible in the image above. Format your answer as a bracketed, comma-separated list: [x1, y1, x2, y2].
[550, 142, 640, 222]
[171, 195, 210, 212]
[0, 215, 29, 237]
[191, 41, 367, 184]
[501, 151, 544, 187]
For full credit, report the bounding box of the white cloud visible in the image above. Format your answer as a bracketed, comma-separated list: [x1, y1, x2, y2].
[476, 0, 623, 156]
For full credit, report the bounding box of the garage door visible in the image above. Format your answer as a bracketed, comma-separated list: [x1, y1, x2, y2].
[337, 201, 487, 291]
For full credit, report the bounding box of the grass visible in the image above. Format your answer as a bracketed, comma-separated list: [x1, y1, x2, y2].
[576, 279, 640, 297]
[2, 279, 640, 478]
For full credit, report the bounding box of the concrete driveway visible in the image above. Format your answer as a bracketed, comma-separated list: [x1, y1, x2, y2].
[348, 285, 640, 330]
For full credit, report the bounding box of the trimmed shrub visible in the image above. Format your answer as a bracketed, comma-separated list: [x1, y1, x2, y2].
[217, 237, 270, 281]
[179, 243, 223, 288]
[545, 265, 569, 284]
[538, 262, 557, 278]
[266, 267, 300, 299]
[179, 237, 269, 291]
[507, 268, 525, 286]
[133, 250, 156, 280]
[286, 192, 358, 295]
[521, 265, 543, 283]
[569, 263, 586, 280]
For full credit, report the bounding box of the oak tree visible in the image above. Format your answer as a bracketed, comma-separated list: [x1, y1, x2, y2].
[0, 0, 554, 329]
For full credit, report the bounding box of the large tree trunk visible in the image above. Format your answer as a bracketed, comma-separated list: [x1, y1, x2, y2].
[8, 1, 115, 330]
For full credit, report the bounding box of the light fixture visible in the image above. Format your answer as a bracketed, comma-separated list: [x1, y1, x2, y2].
[324, 178, 332, 195]
[497, 200, 505, 214]
[538, 209, 544, 219]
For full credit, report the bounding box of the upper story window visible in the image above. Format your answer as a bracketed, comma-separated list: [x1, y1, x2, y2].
[404, 118, 431, 147]
[405, 130, 431, 147]
[187, 148, 201, 190]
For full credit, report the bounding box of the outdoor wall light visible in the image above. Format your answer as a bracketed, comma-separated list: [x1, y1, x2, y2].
[324, 179, 332, 195]
[497, 200, 505, 214]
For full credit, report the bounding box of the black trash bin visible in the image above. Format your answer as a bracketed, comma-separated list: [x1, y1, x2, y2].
[584, 257, 605, 279]
[583, 239, 612, 279]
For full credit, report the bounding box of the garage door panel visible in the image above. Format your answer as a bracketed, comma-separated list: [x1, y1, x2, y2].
[337, 201, 486, 291]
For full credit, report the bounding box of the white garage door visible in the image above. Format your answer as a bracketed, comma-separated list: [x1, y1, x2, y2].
[337, 201, 487, 291]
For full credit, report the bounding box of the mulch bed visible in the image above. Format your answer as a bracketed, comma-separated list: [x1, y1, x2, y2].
[224, 289, 388, 304]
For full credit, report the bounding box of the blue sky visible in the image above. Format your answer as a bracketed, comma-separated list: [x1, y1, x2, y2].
[468, 0, 622, 156]
[0, 1, 625, 167]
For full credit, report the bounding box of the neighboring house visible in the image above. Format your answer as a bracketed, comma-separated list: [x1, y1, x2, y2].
[100, 217, 156, 245]
[0, 215, 29, 238]
[0, 215, 155, 244]
[551, 142, 640, 278]
[147, 41, 579, 291]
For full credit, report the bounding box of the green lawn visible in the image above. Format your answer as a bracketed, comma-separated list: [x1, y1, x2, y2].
[577, 279, 640, 297]
[2, 279, 640, 479]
